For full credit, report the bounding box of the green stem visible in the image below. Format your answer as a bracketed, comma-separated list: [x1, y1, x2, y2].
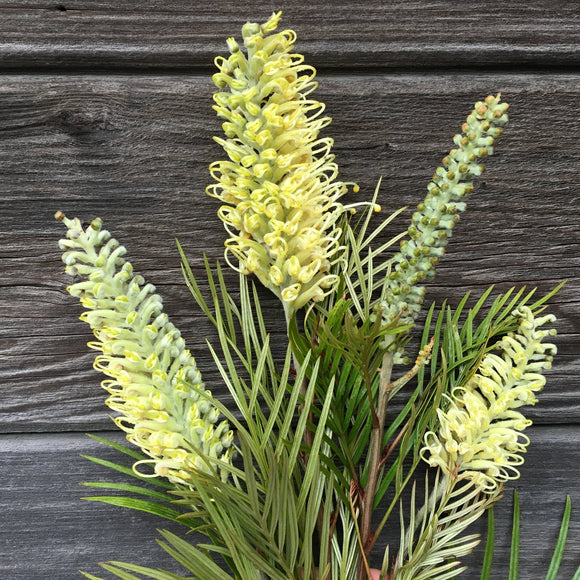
[356, 347, 394, 579]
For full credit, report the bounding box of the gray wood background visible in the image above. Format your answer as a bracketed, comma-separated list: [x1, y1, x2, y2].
[1, 1, 578, 578]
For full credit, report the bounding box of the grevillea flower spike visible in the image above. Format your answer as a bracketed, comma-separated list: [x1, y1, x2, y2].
[207, 11, 357, 316]
[421, 306, 557, 491]
[56, 212, 235, 485]
[381, 95, 509, 328]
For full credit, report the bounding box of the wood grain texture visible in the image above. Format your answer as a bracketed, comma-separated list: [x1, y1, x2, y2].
[1, 3, 579, 578]
[1, 74, 578, 432]
[1, 427, 578, 579]
[0, 1, 578, 71]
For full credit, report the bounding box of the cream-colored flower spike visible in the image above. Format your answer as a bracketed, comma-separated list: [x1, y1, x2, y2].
[208, 11, 354, 315]
[421, 306, 557, 492]
[56, 212, 234, 485]
[381, 95, 509, 329]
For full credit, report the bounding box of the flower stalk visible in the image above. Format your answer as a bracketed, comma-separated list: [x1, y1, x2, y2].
[356, 348, 395, 579]
[356, 337, 433, 580]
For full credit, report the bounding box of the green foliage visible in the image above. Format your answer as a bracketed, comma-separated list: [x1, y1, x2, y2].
[159, 258, 340, 578]
[81, 434, 190, 523]
[480, 491, 580, 580]
[67, 195, 564, 580]
[391, 472, 498, 580]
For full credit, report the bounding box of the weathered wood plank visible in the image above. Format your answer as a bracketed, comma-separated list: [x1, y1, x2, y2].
[1, 73, 578, 431]
[0, 431, 191, 579]
[0, 1, 578, 70]
[1, 427, 578, 579]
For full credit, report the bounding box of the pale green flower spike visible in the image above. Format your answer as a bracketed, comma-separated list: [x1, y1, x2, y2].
[55, 212, 234, 485]
[421, 306, 557, 492]
[381, 94, 509, 327]
[207, 11, 356, 315]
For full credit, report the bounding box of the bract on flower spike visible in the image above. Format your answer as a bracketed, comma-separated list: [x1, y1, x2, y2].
[55, 211, 235, 485]
[421, 306, 557, 492]
[207, 11, 358, 316]
[381, 94, 509, 328]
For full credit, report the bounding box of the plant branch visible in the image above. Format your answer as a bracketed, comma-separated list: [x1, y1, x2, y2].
[357, 347, 394, 579]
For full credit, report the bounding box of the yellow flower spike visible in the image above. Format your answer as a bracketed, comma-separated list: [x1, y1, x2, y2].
[421, 306, 557, 492]
[208, 12, 358, 315]
[56, 212, 235, 485]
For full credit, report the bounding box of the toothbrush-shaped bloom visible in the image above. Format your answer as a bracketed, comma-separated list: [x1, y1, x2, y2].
[381, 95, 509, 327]
[421, 306, 557, 491]
[207, 12, 353, 314]
[56, 212, 234, 485]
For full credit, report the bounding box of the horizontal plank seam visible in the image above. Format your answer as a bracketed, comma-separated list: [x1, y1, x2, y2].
[0, 63, 579, 76]
[2, 422, 579, 438]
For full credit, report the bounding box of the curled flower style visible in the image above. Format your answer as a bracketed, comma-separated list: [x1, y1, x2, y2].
[381, 95, 509, 327]
[207, 11, 355, 314]
[421, 306, 557, 491]
[56, 212, 234, 485]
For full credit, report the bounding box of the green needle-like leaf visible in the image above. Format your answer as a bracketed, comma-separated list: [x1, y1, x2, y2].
[92, 563, 141, 580]
[82, 496, 184, 522]
[81, 481, 176, 503]
[545, 495, 572, 580]
[86, 433, 152, 462]
[117, 564, 186, 579]
[157, 531, 233, 580]
[480, 506, 495, 580]
[98, 560, 190, 580]
[509, 490, 521, 580]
